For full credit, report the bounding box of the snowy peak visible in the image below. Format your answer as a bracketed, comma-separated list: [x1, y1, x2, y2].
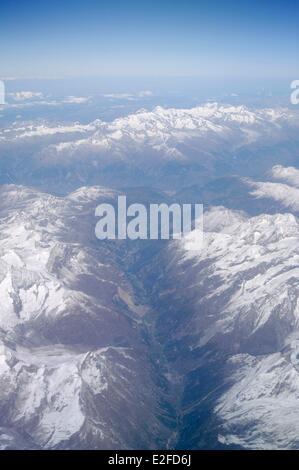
[0, 185, 171, 449]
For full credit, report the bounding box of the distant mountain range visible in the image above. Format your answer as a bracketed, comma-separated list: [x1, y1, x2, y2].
[0, 103, 298, 192]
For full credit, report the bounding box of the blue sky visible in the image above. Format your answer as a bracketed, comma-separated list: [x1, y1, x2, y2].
[0, 0, 298, 78]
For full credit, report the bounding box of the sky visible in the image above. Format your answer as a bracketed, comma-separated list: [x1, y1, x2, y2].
[0, 0, 298, 79]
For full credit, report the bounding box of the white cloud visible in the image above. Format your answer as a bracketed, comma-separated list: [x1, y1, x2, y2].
[4, 94, 91, 109]
[271, 165, 299, 188]
[249, 177, 299, 212]
[103, 90, 153, 100]
[62, 96, 90, 104]
[10, 91, 44, 101]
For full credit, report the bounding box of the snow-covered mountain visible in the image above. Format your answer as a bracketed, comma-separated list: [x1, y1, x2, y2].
[3, 103, 296, 146]
[140, 169, 299, 449]
[0, 185, 173, 449]
[1, 104, 298, 192]
[2, 166, 299, 449]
